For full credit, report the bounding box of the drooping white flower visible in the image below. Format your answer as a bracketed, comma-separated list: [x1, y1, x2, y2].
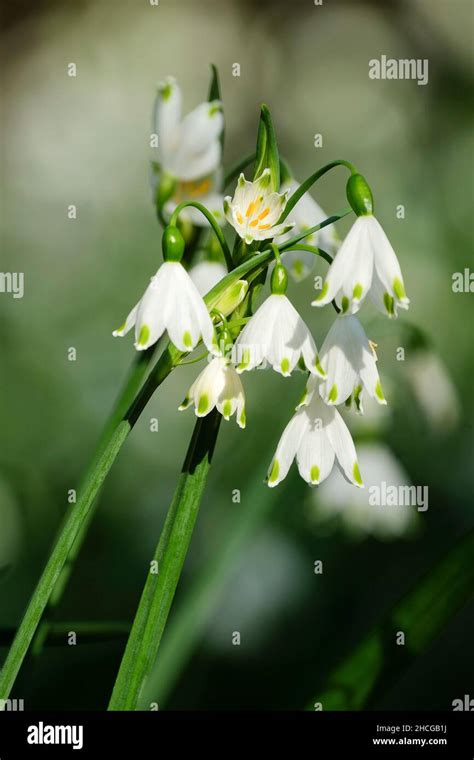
[153, 77, 225, 228]
[312, 215, 409, 317]
[189, 261, 228, 296]
[279, 179, 339, 281]
[299, 315, 386, 410]
[233, 265, 325, 377]
[406, 349, 460, 433]
[154, 77, 223, 182]
[313, 443, 417, 539]
[224, 170, 294, 244]
[267, 394, 363, 488]
[179, 357, 246, 428]
[113, 261, 217, 353]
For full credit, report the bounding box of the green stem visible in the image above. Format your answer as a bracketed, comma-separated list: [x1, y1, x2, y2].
[170, 201, 233, 270]
[279, 160, 356, 222]
[108, 410, 222, 710]
[309, 529, 474, 710]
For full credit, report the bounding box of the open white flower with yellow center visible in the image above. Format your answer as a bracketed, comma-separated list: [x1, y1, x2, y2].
[113, 227, 217, 354]
[312, 174, 409, 317]
[233, 264, 325, 377]
[299, 315, 386, 410]
[279, 179, 339, 281]
[224, 170, 294, 244]
[153, 77, 225, 227]
[267, 393, 363, 488]
[179, 356, 246, 428]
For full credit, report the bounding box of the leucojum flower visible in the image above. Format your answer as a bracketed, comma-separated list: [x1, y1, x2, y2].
[153, 76, 225, 225]
[114, 78, 412, 497]
[113, 226, 218, 353]
[312, 174, 409, 316]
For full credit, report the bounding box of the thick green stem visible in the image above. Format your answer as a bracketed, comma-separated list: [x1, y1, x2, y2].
[170, 201, 233, 270]
[108, 411, 221, 710]
[279, 160, 356, 222]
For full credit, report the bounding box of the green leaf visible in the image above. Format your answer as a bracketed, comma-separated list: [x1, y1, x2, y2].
[309, 529, 474, 710]
[208, 64, 224, 151]
[253, 104, 280, 190]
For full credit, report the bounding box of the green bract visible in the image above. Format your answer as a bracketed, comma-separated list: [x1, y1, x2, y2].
[346, 173, 374, 216]
[162, 225, 185, 262]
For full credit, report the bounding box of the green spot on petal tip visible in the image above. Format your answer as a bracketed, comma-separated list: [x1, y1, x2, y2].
[393, 277, 406, 301]
[268, 459, 280, 485]
[341, 296, 350, 314]
[222, 400, 232, 418]
[375, 379, 386, 402]
[281, 358, 290, 374]
[383, 292, 395, 316]
[353, 462, 363, 487]
[353, 283, 363, 300]
[138, 325, 150, 346]
[314, 281, 329, 302]
[328, 384, 338, 403]
[310, 465, 320, 483]
[183, 331, 193, 349]
[197, 395, 209, 415]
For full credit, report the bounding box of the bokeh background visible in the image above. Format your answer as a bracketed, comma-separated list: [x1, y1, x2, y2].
[1, 0, 473, 710]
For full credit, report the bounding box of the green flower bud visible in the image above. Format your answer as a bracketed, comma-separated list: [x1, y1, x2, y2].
[214, 280, 248, 317]
[162, 226, 185, 262]
[346, 173, 374, 216]
[271, 263, 288, 295]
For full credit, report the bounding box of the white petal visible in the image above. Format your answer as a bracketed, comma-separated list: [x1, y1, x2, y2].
[296, 423, 335, 485]
[113, 302, 139, 337]
[368, 216, 409, 316]
[312, 217, 370, 308]
[325, 405, 363, 487]
[267, 409, 309, 487]
[134, 267, 172, 350]
[179, 101, 224, 157]
[154, 77, 182, 164]
[164, 264, 214, 352]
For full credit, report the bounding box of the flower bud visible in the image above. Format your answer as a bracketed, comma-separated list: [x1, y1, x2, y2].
[346, 173, 374, 216]
[214, 279, 248, 316]
[271, 263, 288, 295]
[162, 226, 185, 262]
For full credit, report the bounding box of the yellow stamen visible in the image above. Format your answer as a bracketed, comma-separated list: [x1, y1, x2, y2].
[258, 207, 270, 220]
[250, 219, 259, 228]
[259, 223, 271, 230]
[237, 212, 244, 225]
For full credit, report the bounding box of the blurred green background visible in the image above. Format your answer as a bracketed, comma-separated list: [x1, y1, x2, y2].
[1, 0, 473, 710]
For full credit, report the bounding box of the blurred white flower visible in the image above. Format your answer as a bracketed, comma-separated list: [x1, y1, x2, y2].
[154, 76, 223, 182]
[179, 356, 246, 428]
[189, 260, 227, 296]
[268, 394, 363, 488]
[279, 179, 339, 281]
[406, 349, 460, 432]
[312, 215, 409, 317]
[312, 443, 417, 539]
[224, 170, 294, 243]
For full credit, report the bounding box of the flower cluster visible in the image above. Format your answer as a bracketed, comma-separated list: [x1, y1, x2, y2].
[114, 75, 410, 492]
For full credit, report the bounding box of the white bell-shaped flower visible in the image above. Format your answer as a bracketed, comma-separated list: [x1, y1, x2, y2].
[154, 77, 223, 182]
[299, 315, 386, 410]
[312, 215, 409, 317]
[233, 264, 325, 377]
[113, 227, 217, 354]
[279, 179, 339, 281]
[224, 170, 294, 244]
[179, 356, 246, 428]
[267, 393, 363, 488]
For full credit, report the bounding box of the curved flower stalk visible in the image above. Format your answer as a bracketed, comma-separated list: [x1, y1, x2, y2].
[153, 76, 224, 225]
[179, 356, 246, 428]
[234, 262, 325, 377]
[267, 392, 363, 489]
[280, 178, 339, 281]
[299, 315, 386, 410]
[113, 227, 218, 353]
[313, 174, 409, 316]
[224, 169, 294, 243]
